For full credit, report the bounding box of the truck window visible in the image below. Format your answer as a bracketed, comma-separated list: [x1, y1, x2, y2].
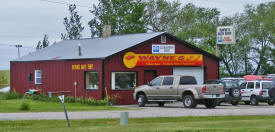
[150, 77, 163, 86]
[256, 82, 260, 89]
[180, 76, 197, 85]
[262, 82, 272, 89]
[162, 77, 174, 85]
[247, 82, 254, 89]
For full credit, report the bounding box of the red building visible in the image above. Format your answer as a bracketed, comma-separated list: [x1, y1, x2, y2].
[10, 32, 219, 104]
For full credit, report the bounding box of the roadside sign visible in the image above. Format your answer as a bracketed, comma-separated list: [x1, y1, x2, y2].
[217, 26, 235, 44]
[58, 95, 64, 103]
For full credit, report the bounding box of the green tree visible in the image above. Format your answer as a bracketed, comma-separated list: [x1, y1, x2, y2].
[61, 4, 84, 40]
[36, 34, 50, 50]
[88, 0, 147, 37]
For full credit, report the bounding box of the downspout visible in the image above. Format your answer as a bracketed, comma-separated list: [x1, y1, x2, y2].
[101, 59, 105, 100]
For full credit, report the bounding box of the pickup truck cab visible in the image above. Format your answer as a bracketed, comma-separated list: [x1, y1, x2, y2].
[133, 75, 225, 108]
[241, 80, 275, 105]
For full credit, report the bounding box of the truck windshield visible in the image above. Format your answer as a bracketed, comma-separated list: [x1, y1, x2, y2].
[224, 81, 238, 89]
[262, 82, 273, 89]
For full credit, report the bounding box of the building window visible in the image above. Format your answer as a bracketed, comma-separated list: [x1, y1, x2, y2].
[111, 72, 137, 90]
[85, 72, 99, 90]
[34, 70, 42, 84]
[161, 35, 166, 43]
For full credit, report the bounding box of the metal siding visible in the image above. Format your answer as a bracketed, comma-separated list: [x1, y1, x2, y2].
[10, 60, 103, 100]
[104, 35, 219, 105]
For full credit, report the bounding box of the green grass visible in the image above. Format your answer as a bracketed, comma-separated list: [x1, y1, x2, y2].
[0, 99, 130, 112]
[1, 115, 275, 132]
[0, 70, 9, 89]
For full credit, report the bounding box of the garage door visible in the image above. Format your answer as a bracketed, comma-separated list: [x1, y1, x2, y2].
[173, 67, 204, 85]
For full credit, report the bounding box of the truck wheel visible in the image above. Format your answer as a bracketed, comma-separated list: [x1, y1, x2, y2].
[204, 100, 217, 108]
[250, 96, 258, 105]
[230, 88, 240, 98]
[231, 100, 239, 106]
[244, 101, 250, 105]
[183, 95, 197, 108]
[268, 101, 274, 105]
[137, 94, 146, 107]
[158, 102, 165, 107]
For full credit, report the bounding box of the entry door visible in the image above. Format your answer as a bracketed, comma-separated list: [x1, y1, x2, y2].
[241, 82, 254, 101]
[144, 70, 157, 84]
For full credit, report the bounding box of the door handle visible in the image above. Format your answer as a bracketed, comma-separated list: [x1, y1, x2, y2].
[250, 90, 253, 91]
[156, 87, 160, 89]
[170, 87, 173, 89]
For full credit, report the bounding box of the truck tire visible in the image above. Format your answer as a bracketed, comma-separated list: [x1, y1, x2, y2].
[268, 101, 274, 105]
[183, 95, 197, 108]
[137, 94, 146, 107]
[204, 100, 217, 108]
[244, 101, 250, 105]
[231, 100, 239, 106]
[268, 88, 275, 97]
[158, 102, 165, 107]
[250, 96, 258, 105]
[230, 88, 240, 98]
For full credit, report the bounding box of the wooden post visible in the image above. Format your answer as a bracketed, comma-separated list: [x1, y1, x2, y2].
[216, 16, 219, 57]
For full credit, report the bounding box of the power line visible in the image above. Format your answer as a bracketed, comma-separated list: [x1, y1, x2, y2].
[40, 0, 93, 9]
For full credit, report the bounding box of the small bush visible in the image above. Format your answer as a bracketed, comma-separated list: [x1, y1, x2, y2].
[64, 96, 75, 103]
[19, 103, 30, 111]
[5, 91, 22, 100]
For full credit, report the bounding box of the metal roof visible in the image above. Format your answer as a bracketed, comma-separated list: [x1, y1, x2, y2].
[14, 32, 164, 62]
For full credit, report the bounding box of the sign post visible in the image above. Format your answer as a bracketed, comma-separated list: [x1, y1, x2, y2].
[59, 95, 71, 128]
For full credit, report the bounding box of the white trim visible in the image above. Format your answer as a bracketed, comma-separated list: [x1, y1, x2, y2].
[34, 70, 42, 85]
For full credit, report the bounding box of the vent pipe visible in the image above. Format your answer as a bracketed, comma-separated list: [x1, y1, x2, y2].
[102, 25, 111, 38]
[78, 43, 82, 56]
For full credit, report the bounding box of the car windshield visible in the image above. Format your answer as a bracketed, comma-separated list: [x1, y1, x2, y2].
[262, 82, 273, 89]
[224, 81, 238, 89]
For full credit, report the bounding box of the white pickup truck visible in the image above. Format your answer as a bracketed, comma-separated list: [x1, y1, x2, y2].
[241, 80, 275, 105]
[133, 75, 225, 108]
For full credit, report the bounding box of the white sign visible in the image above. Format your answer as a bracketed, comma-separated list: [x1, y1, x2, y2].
[152, 44, 175, 54]
[217, 26, 235, 44]
[58, 95, 64, 103]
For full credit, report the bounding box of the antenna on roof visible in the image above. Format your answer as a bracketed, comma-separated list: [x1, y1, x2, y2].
[78, 43, 82, 56]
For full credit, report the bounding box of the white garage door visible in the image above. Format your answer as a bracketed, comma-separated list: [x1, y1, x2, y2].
[173, 67, 204, 85]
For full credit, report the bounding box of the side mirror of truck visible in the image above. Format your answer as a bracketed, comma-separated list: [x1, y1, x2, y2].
[147, 82, 152, 86]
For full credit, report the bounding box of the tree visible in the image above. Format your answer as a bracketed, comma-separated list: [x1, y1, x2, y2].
[88, 0, 147, 38]
[36, 34, 50, 50]
[61, 4, 84, 40]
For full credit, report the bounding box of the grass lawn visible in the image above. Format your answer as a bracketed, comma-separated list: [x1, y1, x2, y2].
[0, 99, 130, 112]
[0, 70, 9, 89]
[1, 115, 275, 132]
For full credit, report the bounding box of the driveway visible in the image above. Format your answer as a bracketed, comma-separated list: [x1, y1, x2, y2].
[1, 103, 275, 120]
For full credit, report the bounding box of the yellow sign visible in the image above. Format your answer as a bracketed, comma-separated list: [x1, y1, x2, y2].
[72, 64, 93, 70]
[123, 52, 203, 68]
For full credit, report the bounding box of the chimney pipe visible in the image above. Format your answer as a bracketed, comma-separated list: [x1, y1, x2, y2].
[78, 43, 82, 56]
[102, 25, 111, 38]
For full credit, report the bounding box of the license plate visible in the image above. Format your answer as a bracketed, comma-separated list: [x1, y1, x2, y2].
[225, 92, 229, 95]
[216, 94, 220, 97]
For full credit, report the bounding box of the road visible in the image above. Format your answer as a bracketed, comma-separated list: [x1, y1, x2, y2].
[1, 103, 275, 120]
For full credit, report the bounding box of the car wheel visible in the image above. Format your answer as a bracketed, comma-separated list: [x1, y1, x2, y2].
[250, 96, 258, 105]
[244, 101, 250, 105]
[137, 94, 146, 107]
[204, 100, 217, 108]
[183, 95, 197, 108]
[158, 102, 165, 107]
[268, 101, 274, 105]
[230, 88, 240, 98]
[231, 101, 239, 106]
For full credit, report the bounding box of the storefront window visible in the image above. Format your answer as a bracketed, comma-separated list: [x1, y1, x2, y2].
[111, 72, 137, 90]
[85, 72, 99, 90]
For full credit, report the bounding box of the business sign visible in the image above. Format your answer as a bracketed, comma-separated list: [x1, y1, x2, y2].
[72, 64, 93, 70]
[217, 26, 235, 44]
[123, 52, 203, 68]
[152, 44, 175, 54]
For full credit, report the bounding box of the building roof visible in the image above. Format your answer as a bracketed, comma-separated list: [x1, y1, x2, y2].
[13, 32, 219, 62]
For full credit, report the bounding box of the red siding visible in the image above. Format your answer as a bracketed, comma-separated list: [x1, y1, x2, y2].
[104, 35, 219, 104]
[10, 60, 103, 99]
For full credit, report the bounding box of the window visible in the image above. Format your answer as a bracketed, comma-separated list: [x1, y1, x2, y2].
[34, 70, 42, 84]
[111, 72, 136, 90]
[150, 77, 163, 86]
[262, 82, 272, 89]
[85, 72, 99, 90]
[247, 82, 254, 89]
[256, 82, 260, 89]
[180, 76, 197, 85]
[161, 35, 166, 43]
[162, 77, 174, 85]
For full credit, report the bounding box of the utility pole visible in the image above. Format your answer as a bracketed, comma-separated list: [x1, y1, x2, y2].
[216, 16, 219, 57]
[15, 44, 22, 58]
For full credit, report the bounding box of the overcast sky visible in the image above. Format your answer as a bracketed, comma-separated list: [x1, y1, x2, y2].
[0, 0, 273, 70]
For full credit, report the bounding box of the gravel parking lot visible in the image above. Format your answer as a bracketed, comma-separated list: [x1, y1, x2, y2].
[1, 102, 275, 120]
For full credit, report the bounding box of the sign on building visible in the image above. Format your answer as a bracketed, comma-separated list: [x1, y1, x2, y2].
[217, 26, 236, 44]
[152, 45, 175, 54]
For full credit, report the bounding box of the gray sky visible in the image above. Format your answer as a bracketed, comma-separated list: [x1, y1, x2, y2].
[0, 0, 273, 70]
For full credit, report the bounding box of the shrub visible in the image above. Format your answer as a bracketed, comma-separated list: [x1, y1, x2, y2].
[64, 96, 75, 103]
[19, 103, 30, 111]
[5, 91, 22, 100]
